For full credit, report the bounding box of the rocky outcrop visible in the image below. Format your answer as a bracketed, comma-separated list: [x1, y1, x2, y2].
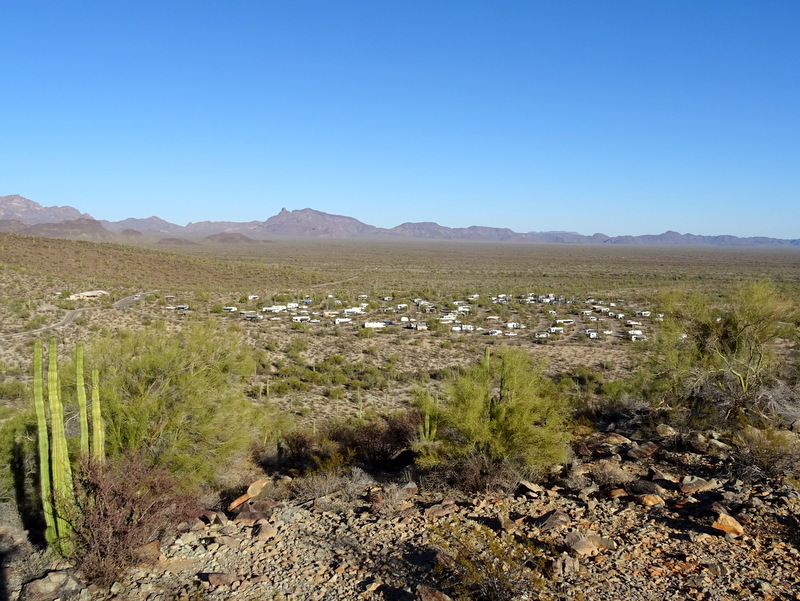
[4, 427, 800, 600]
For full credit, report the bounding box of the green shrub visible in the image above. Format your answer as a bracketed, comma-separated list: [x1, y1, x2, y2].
[80, 321, 275, 490]
[416, 347, 571, 480]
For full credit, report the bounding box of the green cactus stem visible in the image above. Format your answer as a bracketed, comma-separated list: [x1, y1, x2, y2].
[47, 338, 74, 555]
[76, 341, 89, 457]
[33, 340, 57, 547]
[91, 368, 105, 463]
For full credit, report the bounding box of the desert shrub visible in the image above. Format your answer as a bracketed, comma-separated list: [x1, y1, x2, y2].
[25, 315, 48, 330]
[77, 321, 276, 490]
[416, 347, 571, 481]
[326, 411, 420, 468]
[286, 338, 308, 358]
[0, 407, 37, 505]
[729, 426, 800, 481]
[432, 516, 545, 601]
[323, 386, 345, 400]
[68, 455, 196, 586]
[289, 452, 374, 511]
[0, 379, 28, 402]
[281, 430, 318, 465]
[643, 282, 797, 426]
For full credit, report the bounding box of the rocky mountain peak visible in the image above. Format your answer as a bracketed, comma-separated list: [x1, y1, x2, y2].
[0, 194, 94, 224]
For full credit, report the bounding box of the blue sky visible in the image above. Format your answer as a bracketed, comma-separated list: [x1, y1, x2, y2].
[2, 1, 798, 237]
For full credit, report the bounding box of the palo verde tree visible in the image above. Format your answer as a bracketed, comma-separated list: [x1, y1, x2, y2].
[83, 320, 283, 490]
[416, 346, 570, 479]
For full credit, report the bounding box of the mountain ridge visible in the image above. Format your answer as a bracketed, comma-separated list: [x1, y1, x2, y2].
[1, 195, 797, 247]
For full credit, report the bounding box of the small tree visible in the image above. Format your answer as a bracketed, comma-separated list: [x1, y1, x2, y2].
[83, 321, 280, 489]
[417, 347, 570, 479]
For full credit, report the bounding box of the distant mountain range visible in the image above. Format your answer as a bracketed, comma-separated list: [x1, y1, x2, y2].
[1, 194, 798, 247]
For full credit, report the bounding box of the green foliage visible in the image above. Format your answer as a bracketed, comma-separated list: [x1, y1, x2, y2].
[84, 321, 272, 489]
[643, 280, 798, 424]
[30, 339, 104, 555]
[416, 347, 570, 478]
[25, 315, 48, 330]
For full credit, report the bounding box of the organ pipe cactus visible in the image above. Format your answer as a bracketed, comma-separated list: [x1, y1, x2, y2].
[76, 341, 89, 457]
[33, 338, 105, 555]
[91, 367, 105, 463]
[32, 339, 57, 547]
[418, 410, 437, 443]
[47, 338, 74, 555]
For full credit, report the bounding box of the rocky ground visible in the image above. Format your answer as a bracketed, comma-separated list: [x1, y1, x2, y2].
[4, 427, 800, 601]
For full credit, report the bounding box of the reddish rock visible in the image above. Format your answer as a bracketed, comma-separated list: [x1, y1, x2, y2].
[681, 475, 709, 494]
[20, 570, 83, 601]
[425, 503, 456, 519]
[247, 478, 270, 498]
[198, 510, 228, 525]
[227, 492, 251, 512]
[535, 509, 571, 532]
[417, 585, 453, 600]
[234, 509, 265, 525]
[627, 441, 659, 459]
[565, 532, 597, 556]
[254, 523, 278, 541]
[603, 433, 632, 445]
[636, 494, 665, 507]
[134, 539, 161, 564]
[711, 513, 744, 538]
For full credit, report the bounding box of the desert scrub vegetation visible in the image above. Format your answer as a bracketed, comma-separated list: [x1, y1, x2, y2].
[634, 280, 800, 430]
[431, 516, 546, 601]
[67, 454, 196, 586]
[415, 346, 571, 489]
[68, 320, 290, 490]
[0, 338, 197, 587]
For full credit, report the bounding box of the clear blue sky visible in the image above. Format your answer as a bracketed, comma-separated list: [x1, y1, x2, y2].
[2, 1, 799, 237]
